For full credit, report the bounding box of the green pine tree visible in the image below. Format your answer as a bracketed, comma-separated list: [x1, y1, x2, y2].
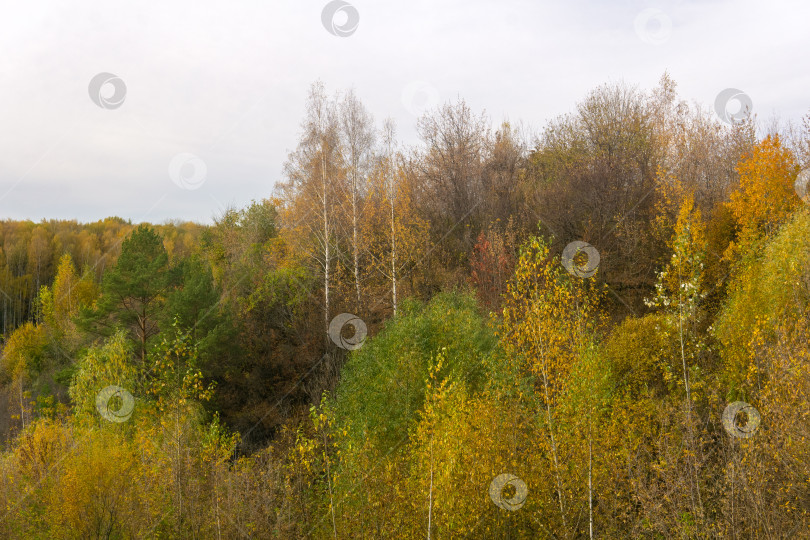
[80, 225, 170, 365]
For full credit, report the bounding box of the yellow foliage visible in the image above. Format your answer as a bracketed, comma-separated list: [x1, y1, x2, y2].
[715, 208, 810, 394]
[50, 254, 99, 324]
[500, 235, 604, 404]
[725, 135, 799, 259]
[0, 322, 47, 380]
[69, 332, 138, 421]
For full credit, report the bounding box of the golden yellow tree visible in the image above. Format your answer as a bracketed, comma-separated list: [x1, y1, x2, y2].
[725, 135, 799, 259]
[499, 234, 605, 537]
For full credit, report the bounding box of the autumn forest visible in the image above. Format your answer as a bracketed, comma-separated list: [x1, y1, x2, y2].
[1, 75, 809, 538]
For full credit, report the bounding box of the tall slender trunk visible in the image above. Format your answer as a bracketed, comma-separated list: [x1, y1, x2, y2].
[678, 274, 703, 521]
[730, 453, 736, 540]
[427, 432, 434, 540]
[390, 158, 397, 316]
[322, 147, 331, 336]
[352, 165, 361, 313]
[18, 378, 26, 430]
[679, 303, 690, 406]
[140, 306, 147, 365]
[588, 421, 593, 540]
[175, 360, 183, 535]
[322, 429, 338, 539]
[538, 338, 568, 533]
[214, 462, 222, 540]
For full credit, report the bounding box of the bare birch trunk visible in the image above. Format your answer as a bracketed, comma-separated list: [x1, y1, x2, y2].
[384, 119, 398, 315]
[322, 148, 330, 335]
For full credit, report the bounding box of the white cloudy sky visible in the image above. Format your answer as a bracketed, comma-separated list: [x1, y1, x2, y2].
[1, 0, 808, 224]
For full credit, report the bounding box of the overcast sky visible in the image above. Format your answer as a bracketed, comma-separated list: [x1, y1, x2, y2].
[1, 0, 808, 224]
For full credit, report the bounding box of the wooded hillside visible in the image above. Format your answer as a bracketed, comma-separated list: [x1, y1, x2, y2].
[1, 75, 809, 538]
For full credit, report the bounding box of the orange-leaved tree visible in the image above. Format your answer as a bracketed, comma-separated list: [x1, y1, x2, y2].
[725, 134, 799, 261]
